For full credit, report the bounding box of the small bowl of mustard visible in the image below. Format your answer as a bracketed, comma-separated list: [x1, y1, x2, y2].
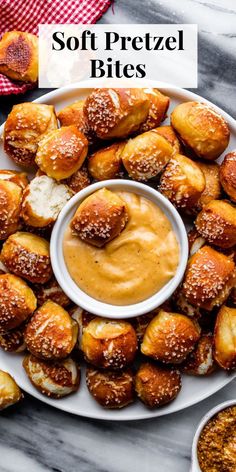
[191, 399, 236, 472]
[51, 179, 188, 319]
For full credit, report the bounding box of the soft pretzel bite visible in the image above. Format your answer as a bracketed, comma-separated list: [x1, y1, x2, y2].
[182, 246, 236, 310]
[0, 370, 23, 410]
[33, 276, 71, 308]
[81, 317, 137, 369]
[173, 289, 202, 319]
[21, 175, 72, 228]
[219, 151, 236, 202]
[25, 300, 78, 360]
[135, 362, 181, 408]
[171, 101, 230, 161]
[35, 126, 88, 180]
[0, 180, 22, 240]
[188, 228, 206, 257]
[214, 305, 236, 370]
[57, 99, 95, 144]
[195, 200, 236, 249]
[141, 310, 200, 364]
[4, 103, 57, 167]
[181, 334, 215, 375]
[1, 232, 52, 284]
[71, 188, 129, 247]
[159, 154, 205, 212]
[191, 161, 221, 214]
[0, 323, 26, 353]
[155, 125, 182, 155]
[0, 170, 28, 190]
[0, 31, 38, 83]
[88, 142, 125, 181]
[63, 166, 91, 194]
[0, 274, 37, 332]
[139, 88, 170, 133]
[86, 367, 134, 409]
[23, 354, 80, 398]
[121, 129, 173, 181]
[84, 88, 150, 139]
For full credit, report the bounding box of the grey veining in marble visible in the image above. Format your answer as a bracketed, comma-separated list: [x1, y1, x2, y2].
[0, 2, 236, 472]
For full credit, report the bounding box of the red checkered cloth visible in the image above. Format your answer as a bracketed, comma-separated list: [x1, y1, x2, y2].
[0, 0, 113, 95]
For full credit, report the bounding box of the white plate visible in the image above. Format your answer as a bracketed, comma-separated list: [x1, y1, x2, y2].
[0, 84, 235, 421]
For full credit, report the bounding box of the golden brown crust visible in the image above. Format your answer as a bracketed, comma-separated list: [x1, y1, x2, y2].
[23, 354, 80, 398]
[171, 101, 230, 161]
[155, 125, 182, 155]
[182, 246, 236, 310]
[57, 100, 95, 145]
[0, 170, 28, 190]
[81, 317, 137, 369]
[135, 362, 181, 408]
[0, 180, 22, 240]
[71, 188, 129, 247]
[25, 300, 78, 360]
[86, 367, 134, 408]
[63, 166, 91, 193]
[0, 273, 37, 332]
[0, 370, 23, 410]
[0, 31, 38, 83]
[88, 142, 125, 181]
[195, 200, 236, 249]
[35, 125, 88, 180]
[21, 175, 73, 228]
[214, 305, 236, 370]
[1, 232, 52, 284]
[33, 276, 71, 308]
[219, 151, 236, 202]
[191, 161, 221, 214]
[0, 323, 26, 353]
[84, 88, 149, 139]
[121, 129, 173, 181]
[139, 88, 170, 133]
[141, 310, 200, 364]
[181, 334, 215, 375]
[159, 154, 206, 212]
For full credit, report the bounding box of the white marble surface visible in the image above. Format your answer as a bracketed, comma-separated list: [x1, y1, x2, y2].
[0, 1, 236, 471]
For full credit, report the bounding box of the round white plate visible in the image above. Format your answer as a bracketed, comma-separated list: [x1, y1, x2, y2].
[0, 84, 235, 421]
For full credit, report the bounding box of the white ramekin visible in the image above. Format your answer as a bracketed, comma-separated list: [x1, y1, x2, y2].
[190, 399, 236, 471]
[50, 179, 188, 319]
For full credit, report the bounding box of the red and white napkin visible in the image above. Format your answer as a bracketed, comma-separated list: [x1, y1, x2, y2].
[0, 0, 113, 95]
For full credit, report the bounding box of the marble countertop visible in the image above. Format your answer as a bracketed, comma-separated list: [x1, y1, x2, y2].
[0, 1, 236, 471]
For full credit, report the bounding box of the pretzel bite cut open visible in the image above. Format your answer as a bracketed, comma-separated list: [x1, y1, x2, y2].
[195, 200, 236, 249]
[35, 126, 88, 180]
[121, 129, 173, 181]
[0, 274, 37, 332]
[214, 305, 236, 370]
[141, 310, 201, 364]
[88, 142, 125, 181]
[0, 31, 38, 83]
[23, 354, 80, 398]
[135, 362, 181, 408]
[159, 154, 206, 212]
[86, 367, 134, 409]
[4, 103, 58, 167]
[81, 317, 137, 369]
[182, 246, 236, 310]
[0, 180, 22, 240]
[21, 175, 73, 228]
[171, 101, 230, 160]
[0, 370, 23, 410]
[1, 232, 52, 284]
[139, 88, 170, 133]
[25, 300, 78, 360]
[84, 88, 150, 139]
[71, 188, 129, 247]
[219, 151, 236, 202]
